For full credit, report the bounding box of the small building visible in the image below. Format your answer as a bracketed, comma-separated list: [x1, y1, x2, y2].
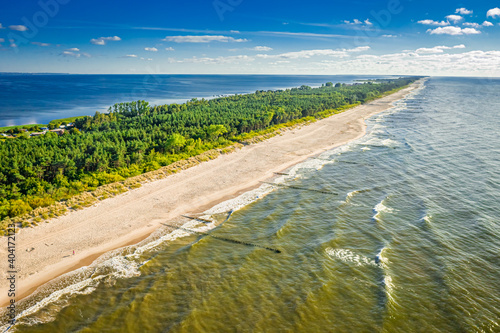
[50, 129, 65, 136]
[1, 133, 8, 137]
[41, 127, 49, 131]
[30, 132, 46, 137]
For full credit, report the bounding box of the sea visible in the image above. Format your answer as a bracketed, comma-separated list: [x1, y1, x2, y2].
[2, 76, 500, 332]
[0, 74, 395, 128]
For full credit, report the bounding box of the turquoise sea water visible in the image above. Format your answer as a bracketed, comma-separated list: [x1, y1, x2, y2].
[3, 77, 500, 332]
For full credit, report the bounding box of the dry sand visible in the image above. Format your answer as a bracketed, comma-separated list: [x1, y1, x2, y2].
[0, 81, 421, 306]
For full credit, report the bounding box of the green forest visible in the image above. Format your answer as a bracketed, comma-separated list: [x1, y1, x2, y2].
[0, 77, 418, 223]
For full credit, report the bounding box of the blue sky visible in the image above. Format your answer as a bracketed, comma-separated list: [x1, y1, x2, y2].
[1, 0, 499, 75]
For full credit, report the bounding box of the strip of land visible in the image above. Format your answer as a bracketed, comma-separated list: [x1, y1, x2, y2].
[0, 80, 421, 307]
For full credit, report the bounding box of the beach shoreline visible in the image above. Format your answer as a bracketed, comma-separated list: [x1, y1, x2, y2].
[0, 80, 423, 308]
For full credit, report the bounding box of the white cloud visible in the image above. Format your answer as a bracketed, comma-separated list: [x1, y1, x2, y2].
[343, 19, 373, 27]
[264, 49, 345, 59]
[145, 47, 158, 52]
[90, 39, 105, 45]
[344, 19, 361, 25]
[347, 46, 371, 52]
[60, 50, 90, 58]
[9, 25, 28, 31]
[415, 45, 466, 54]
[483, 21, 494, 27]
[0, 38, 5, 43]
[427, 26, 481, 35]
[463, 22, 480, 28]
[487, 8, 500, 18]
[259, 31, 351, 39]
[382, 34, 398, 38]
[446, 15, 463, 23]
[252, 46, 273, 51]
[311, 49, 500, 76]
[0, 23, 4, 29]
[165, 47, 175, 51]
[162, 35, 247, 43]
[256, 46, 370, 60]
[456, 8, 473, 15]
[418, 20, 450, 26]
[462, 28, 482, 34]
[31, 42, 50, 46]
[124, 54, 138, 58]
[176, 55, 254, 64]
[90, 36, 121, 45]
[62, 51, 80, 58]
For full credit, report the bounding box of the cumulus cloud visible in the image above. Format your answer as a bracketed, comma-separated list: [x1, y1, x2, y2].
[347, 46, 371, 52]
[162, 35, 247, 43]
[9, 25, 28, 31]
[382, 34, 398, 38]
[415, 45, 465, 54]
[343, 19, 373, 27]
[90, 36, 121, 45]
[463, 22, 480, 28]
[456, 8, 473, 15]
[418, 20, 450, 26]
[313, 50, 500, 76]
[31, 42, 50, 46]
[446, 15, 463, 23]
[123, 54, 138, 58]
[487, 8, 500, 18]
[66, 47, 80, 52]
[252, 46, 273, 51]
[165, 47, 175, 51]
[427, 26, 481, 35]
[482, 21, 494, 27]
[145, 47, 158, 52]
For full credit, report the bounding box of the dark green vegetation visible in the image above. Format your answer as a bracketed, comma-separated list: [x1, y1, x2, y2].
[0, 77, 418, 225]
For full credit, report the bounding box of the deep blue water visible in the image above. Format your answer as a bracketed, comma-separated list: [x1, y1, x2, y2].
[0, 74, 396, 127]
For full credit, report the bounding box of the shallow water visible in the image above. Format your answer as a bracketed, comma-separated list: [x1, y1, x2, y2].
[4, 77, 500, 332]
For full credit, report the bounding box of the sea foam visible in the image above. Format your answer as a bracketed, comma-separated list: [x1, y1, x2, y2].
[325, 247, 379, 267]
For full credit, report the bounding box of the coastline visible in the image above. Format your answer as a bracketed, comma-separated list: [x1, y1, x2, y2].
[0, 80, 423, 308]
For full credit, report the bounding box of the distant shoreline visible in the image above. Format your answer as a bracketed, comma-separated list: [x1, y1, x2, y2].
[0, 74, 406, 128]
[0, 80, 423, 310]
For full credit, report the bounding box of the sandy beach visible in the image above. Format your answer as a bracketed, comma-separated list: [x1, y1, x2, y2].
[0, 81, 421, 307]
